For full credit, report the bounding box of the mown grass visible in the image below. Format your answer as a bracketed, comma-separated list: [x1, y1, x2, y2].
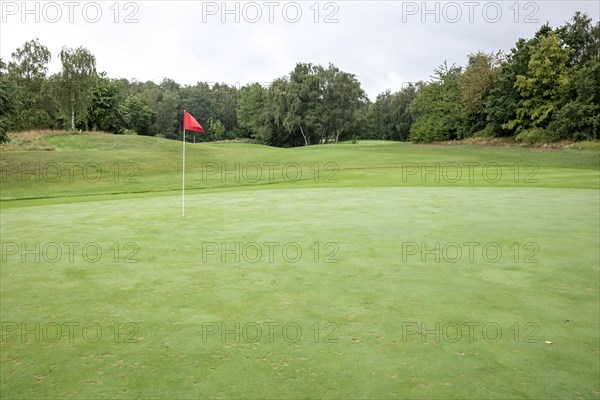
[1, 134, 599, 399]
[1, 135, 598, 204]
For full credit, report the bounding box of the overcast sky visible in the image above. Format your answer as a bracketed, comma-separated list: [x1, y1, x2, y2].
[1, 0, 598, 99]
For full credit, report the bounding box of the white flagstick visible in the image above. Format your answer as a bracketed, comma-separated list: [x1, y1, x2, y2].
[182, 112, 186, 218]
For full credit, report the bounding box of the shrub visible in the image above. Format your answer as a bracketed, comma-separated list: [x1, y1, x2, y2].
[549, 102, 600, 141]
[515, 127, 557, 144]
[566, 141, 600, 151]
[473, 125, 497, 138]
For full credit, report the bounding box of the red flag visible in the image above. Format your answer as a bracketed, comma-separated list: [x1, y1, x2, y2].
[183, 111, 204, 133]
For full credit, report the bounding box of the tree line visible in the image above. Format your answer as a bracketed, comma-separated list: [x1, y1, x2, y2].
[0, 12, 597, 146]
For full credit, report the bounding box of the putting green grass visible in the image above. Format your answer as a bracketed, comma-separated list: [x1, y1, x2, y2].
[1, 135, 599, 399]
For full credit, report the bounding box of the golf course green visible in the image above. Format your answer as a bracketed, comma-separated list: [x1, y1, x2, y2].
[1, 134, 599, 399]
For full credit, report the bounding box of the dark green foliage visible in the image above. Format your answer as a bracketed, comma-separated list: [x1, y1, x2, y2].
[6, 38, 59, 132]
[237, 83, 268, 141]
[2, 14, 599, 145]
[284, 63, 324, 146]
[121, 95, 156, 136]
[410, 62, 465, 142]
[88, 75, 125, 133]
[0, 61, 19, 142]
[365, 86, 417, 141]
[461, 52, 502, 136]
[509, 32, 572, 139]
[485, 26, 552, 136]
[319, 63, 366, 143]
[236, 63, 366, 147]
[485, 39, 533, 136]
[207, 117, 226, 141]
[556, 12, 600, 66]
[549, 58, 600, 140]
[484, 19, 598, 141]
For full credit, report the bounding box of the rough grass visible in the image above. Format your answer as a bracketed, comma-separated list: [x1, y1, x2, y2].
[1, 130, 112, 151]
[566, 140, 600, 151]
[444, 136, 600, 150]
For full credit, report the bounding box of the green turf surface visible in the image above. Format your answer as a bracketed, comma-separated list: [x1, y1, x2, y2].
[1, 135, 599, 398]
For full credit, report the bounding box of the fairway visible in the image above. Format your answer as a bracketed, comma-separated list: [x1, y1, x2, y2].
[1, 136, 599, 399]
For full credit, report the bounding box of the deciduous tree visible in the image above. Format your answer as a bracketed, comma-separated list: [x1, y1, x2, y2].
[59, 46, 97, 130]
